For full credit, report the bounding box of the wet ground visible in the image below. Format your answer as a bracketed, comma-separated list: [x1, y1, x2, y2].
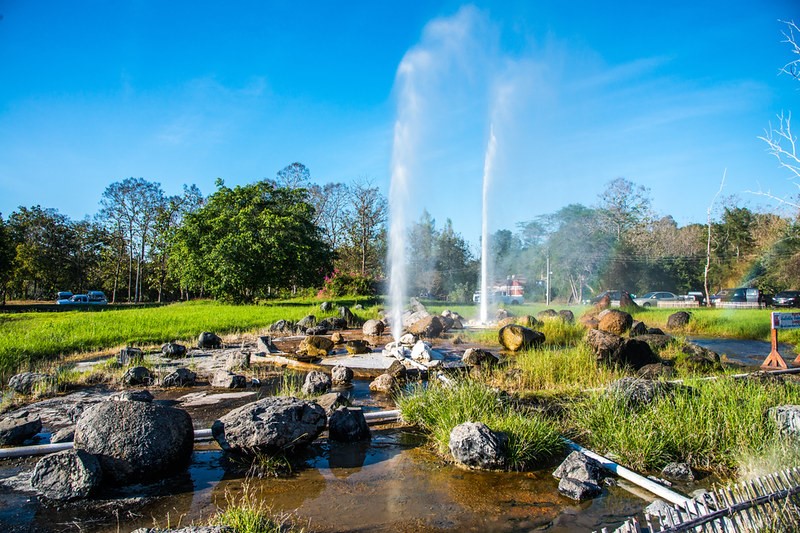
[2, 329, 785, 532]
[690, 337, 799, 368]
[0, 425, 648, 533]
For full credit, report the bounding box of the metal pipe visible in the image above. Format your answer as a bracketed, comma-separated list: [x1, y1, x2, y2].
[563, 438, 690, 506]
[364, 409, 401, 423]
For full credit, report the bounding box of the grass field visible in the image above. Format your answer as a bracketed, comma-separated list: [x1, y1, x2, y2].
[0, 298, 380, 379]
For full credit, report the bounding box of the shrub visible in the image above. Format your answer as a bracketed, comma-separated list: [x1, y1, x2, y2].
[317, 269, 377, 298]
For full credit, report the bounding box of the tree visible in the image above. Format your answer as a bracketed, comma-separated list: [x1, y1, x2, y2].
[340, 179, 387, 277]
[308, 182, 350, 253]
[99, 178, 166, 302]
[757, 21, 800, 210]
[149, 184, 203, 302]
[597, 177, 653, 241]
[7, 206, 77, 300]
[275, 162, 311, 190]
[0, 214, 14, 304]
[171, 179, 332, 302]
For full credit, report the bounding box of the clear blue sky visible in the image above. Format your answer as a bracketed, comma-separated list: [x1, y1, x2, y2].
[1, 0, 798, 246]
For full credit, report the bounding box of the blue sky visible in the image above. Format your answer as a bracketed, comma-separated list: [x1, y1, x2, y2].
[1, 0, 798, 246]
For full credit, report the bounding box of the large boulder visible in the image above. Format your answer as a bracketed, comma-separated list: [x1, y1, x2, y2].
[7, 372, 50, 394]
[362, 319, 385, 337]
[198, 332, 222, 349]
[298, 336, 334, 357]
[31, 449, 102, 501]
[74, 401, 194, 485]
[297, 315, 317, 330]
[328, 407, 371, 442]
[586, 329, 659, 370]
[536, 309, 559, 320]
[0, 412, 42, 445]
[162, 367, 197, 388]
[598, 309, 633, 335]
[318, 317, 347, 331]
[448, 422, 507, 470]
[161, 343, 187, 358]
[122, 366, 153, 386]
[498, 324, 545, 352]
[667, 311, 691, 329]
[407, 315, 444, 338]
[558, 310, 575, 323]
[211, 396, 326, 454]
[302, 371, 332, 395]
[462, 348, 500, 367]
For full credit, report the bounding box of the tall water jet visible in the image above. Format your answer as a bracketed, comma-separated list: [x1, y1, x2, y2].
[387, 59, 418, 341]
[479, 126, 497, 324]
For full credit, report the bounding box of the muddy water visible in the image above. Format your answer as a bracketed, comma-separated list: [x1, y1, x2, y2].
[64, 427, 644, 533]
[0, 373, 649, 533]
[690, 337, 798, 368]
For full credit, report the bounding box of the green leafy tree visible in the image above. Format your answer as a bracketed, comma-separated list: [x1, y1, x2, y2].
[0, 214, 14, 304]
[171, 179, 332, 302]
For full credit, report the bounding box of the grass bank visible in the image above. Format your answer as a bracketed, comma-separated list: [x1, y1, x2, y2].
[0, 298, 380, 380]
[397, 379, 563, 470]
[568, 376, 800, 475]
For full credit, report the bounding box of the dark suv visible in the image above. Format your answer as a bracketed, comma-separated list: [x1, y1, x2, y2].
[774, 290, 800, 308]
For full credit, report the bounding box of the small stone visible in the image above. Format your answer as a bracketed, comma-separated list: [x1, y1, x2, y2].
[122, 366, 152, 386]
[662, 462, 694, 482]
[108, 390, 154, 402]
[369, 374, 397, 393]
[331, 364, 354, 386]
[162, 368, 197, 388]
[558, 477, 602, 501]
[198, 332, 222, 349]
[302, 371, 331, 395]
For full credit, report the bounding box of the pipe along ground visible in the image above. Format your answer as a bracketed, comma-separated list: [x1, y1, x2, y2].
[0, 409, 404, 460]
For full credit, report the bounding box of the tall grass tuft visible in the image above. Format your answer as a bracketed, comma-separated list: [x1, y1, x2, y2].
[397, 379, 563, 470]
[498, 343, 624, 395]
[569, 376, 800, 476]
[213, 485, 305, 533]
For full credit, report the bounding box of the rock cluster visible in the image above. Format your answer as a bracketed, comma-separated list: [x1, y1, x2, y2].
[553, 451, 608, 501]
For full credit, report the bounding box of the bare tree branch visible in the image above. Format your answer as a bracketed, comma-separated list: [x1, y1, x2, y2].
[779, 20, 800, 80]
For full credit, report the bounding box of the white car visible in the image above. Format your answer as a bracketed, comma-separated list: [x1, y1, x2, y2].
[633, 291, 678, 307]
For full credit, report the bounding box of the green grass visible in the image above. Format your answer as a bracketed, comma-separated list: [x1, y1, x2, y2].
[568, 376, 800, 477]
[397, 379, 563, 470]
[630, 307, 792, 342]
[496, 343, 625, 395]
[213, 485, 305, 533]
[0, 298, 380, 381]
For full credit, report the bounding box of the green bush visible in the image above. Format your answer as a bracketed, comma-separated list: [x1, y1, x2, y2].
[317, 270, 377, 297]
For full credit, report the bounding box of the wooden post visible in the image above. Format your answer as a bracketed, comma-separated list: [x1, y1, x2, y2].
[762, 327, 788, 370]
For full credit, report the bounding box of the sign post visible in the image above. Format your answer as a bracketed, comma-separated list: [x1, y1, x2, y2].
[762, 312, 800, 370]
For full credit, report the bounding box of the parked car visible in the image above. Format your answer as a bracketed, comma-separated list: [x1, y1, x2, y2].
[633, 291, 678, 307]
[57, 292, 108, 306]
[710, 288, 760, 305]
[583, 290, 626, 306]
[684, 291, 706, 306]
[773, 290, 800, 308]
[86, 290, 108, 305]
[56, 291, 73, 303]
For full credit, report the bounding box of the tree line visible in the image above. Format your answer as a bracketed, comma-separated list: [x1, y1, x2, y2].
[0, 163, 389, 304]
[1, 167, 798, 305]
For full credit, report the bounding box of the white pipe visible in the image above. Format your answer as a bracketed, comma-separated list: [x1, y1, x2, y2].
[563, 438, 690, 506]
[0, 441, 73, 459]
[364, 409, 401, 423]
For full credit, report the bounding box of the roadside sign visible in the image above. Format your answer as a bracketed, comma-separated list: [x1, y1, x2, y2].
[772, 312, 800, 329]
[762, 312, 800, 369]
